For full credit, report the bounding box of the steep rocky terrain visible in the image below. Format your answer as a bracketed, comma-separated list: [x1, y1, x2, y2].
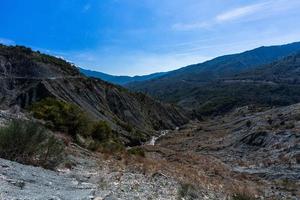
[1, 102, 299, 199]
[1, 44, 300, 200]
[0, 45, 188, 144]
[0, 110, 222, 200]
[153, 104, 300, 199]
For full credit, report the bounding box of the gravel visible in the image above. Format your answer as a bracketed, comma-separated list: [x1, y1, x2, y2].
[0, 151, 180, 200]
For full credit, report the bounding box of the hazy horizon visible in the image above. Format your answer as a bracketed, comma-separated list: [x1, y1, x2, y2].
[1, 0, 300, 76]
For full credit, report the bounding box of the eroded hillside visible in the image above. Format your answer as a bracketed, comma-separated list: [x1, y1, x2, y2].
[149, 104, 300, 199]
[0, 45, 188, 144]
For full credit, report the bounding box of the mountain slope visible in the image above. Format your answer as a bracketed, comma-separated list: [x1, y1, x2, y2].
[127, 42, 300, 103]
[229, 52, 300, 83]
[0, 45, 189, 144]
[79, 67, 167, 85]
[179, 52, 300, 115]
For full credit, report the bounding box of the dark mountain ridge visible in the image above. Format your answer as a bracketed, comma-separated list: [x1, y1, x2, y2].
[180, 52, 300, 116]
[229, 52, 300, 83]
[127, 42, 300, 103]
[79, 67, 167, 85]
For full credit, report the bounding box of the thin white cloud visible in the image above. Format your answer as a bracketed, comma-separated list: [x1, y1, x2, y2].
[172, 22, 210, 31]
[0, 38, 15, 45]
[216, 2, 266, 22]
[172, 0, 300, 31]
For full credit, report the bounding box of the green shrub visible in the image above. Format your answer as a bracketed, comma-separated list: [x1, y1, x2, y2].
[98, 139, 125, 153]
[116, 120, 133, 133]
[0, 120, 64, 169]
[232, 193, 255, 200]
[127, 147, 145, 157]
[87, 121, 124, 153]
[128, 130, 150, 146]
[31, 98, 125, 152]
[91, 121, 112, 141]
[31, 98, 91, 136]
[89, 139, 125, 153]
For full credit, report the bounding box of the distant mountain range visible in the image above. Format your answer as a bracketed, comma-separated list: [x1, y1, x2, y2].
[184, 52, 300, 116]
[77, 42, 300, 116]
[80, 42, 300, 90]
[79, 68, 167, 85]
[127, 42, 300, 106]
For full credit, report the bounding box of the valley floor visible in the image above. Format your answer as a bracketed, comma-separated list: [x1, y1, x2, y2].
[0, 143, 180, 200]
[150, 104, 300, 199]
[1, 104, 300, 200]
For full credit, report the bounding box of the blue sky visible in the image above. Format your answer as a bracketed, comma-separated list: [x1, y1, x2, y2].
[1, 0, 300, 75]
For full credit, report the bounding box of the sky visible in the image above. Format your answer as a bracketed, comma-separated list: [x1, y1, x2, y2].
[1, 0, 300, 76]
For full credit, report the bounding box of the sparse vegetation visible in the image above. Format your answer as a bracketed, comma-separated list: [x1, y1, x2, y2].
[31, 98, 125, 153]
[114, 116, 148, 146]
[34, 52, 76, 71]
[232, 193, 256, 200]
[88, 121, 125, 153]
[88, 137, 124, 153]
[277, 179, 298, 191]
[127, 147, 145, 157]
[129, 130, 148, 145]
[31, 98, 91, 137]
[197, 96, 238, 116]
[91, 121, 112, 141]
[177, 183, 199, 200]
[96, 139, 125, 153]
[0, 120, 64, 169]
[116, 119, 133, 133]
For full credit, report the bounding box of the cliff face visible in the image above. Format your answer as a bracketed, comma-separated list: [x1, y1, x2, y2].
[0, 45, 189, 142]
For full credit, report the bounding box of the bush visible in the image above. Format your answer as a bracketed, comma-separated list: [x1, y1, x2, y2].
[31, 98, 91, 136]
[0, 120, 64, 169]
[232, 193, 255, 200]
[98, 139, 125, 153]
[89, 139, 125, 153]
[86, 121, 125, 153]
[31, 98, 125, 152]
[127, 147, 145, 157]
[91, 121, 112, 141]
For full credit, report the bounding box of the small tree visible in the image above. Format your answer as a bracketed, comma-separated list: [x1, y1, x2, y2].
[91, 121, 112, 141]
[0, 120, 64, 169]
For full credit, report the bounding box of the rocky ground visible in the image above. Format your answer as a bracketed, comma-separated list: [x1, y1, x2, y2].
[0, 111, 225, 200]
[0, 143, 181, 200]
[1, 104, 300, 199]
[154, 104, 300, 199]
